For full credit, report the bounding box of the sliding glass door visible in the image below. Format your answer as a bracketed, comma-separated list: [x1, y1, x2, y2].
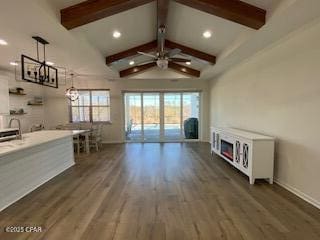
[124, 91, 200, 142]
[124, 93, 142, 141]
[182, 92, 200, 140]
[143, 93, 160, 141]
[164, 93, 182, 141]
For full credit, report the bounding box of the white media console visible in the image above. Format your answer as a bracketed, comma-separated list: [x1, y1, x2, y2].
[210, 127, 275, 184]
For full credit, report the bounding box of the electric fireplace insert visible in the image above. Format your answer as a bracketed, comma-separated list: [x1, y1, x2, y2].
[221, 139, 234, 161]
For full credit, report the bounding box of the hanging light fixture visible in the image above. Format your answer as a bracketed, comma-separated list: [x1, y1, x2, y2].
[21, 36, 59, 88]
[65, 73, 79, 101]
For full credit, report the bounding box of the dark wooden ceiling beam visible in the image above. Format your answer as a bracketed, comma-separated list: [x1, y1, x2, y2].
[173, 0, 266, 29]
[168, 62, 200, 77]
[61, 0, 155, 30]
[106, 40, 157, 65]
[120, 62, 200, 77]
[106, 39, 216, 65]
[165, 40, 216, 64]
[119, 62, 157, 77]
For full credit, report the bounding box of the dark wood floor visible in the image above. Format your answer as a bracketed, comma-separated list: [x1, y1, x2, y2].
[1, 143, 320, 240]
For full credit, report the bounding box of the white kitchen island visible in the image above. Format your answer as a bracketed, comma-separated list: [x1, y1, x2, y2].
[0, 130, 85, 211]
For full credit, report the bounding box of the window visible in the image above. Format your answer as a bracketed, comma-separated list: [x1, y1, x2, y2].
[70, 89, 110, 122]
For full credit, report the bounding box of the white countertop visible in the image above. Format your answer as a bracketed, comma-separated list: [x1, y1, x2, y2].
[0, 130, 88, 157]
[211, 127, 274, 140]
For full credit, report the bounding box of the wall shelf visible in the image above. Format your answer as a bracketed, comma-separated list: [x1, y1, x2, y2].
[9, 91, 26, 96]
[27, 103, 43, 106]
[10, 113, 27, 116]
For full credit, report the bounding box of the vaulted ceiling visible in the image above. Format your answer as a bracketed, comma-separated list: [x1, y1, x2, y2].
[48, 0, 279, 78]
[2, 0, 320, 80]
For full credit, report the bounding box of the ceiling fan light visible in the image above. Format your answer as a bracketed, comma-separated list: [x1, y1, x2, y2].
[157, 59, 168, 69]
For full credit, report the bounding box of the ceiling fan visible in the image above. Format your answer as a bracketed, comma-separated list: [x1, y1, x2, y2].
[137, 26, 191, 69]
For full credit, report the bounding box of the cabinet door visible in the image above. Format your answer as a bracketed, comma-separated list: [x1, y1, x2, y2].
[234, 140, 241, 167]
[212, 131, 216, 150]
[242, 143, 250, 173]
[216, 133, 220, 151]
[0, 75, 9, 114]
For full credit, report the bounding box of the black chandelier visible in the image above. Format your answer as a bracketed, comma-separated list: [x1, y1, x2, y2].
[21, 36, 58, 88]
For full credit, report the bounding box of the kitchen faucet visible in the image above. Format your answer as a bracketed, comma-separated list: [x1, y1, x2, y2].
[9, 118, 22, 140]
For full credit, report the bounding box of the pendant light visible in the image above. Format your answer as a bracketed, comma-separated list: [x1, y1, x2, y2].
[21, 36, 59, 88]
[65, 73, 79, 101]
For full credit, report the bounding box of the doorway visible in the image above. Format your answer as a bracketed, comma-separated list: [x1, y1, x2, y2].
[124, 91, 200, 142]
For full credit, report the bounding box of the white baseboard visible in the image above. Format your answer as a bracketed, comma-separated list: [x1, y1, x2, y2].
[274, 179, 320, 210]
[102, 140, 210, 144]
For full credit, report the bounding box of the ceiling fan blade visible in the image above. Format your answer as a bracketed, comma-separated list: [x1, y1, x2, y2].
[137, 51, 157, 58]
[169, 58, 191, 63]
[138, 60, 157, 66]
[167, 48, 181, 57]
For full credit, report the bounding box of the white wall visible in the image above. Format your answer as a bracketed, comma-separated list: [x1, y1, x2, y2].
[1, 71, 45, 133]
[209, 19, 320, 207]
[44, 78, 210, 143]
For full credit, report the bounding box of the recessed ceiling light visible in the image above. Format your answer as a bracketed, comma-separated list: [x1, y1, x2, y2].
[129, 60, 135, 66]
[203, 31, 212, 39]
[10, 62, 18, 66]
[46, 61, 54, 66]
[113, 31, 121, 39]
[186, 61, 191, 65]
[181, 68, 186, 72]
[0, 39, 8, 45]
